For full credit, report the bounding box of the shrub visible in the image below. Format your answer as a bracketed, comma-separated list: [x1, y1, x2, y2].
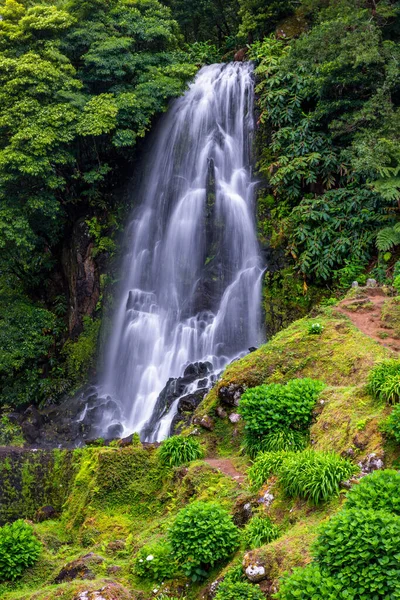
[276, 564, 343, 599]
[133, 541, 178, 581]
[381, 405, 400, 442]
[315, 509, 400, 597]
[243, 516, 279, 549]
[238, 378, 325, 437]
[158, 435, 204, 467]
[169, 501, 240, 580]
[243, 429, 308, 458]
[248, 451, 290, 490]
[0, 520, 41, 581]
[279, 451, 357, 504]
[214, 580, 265, 600]
[308, 322, 324, 335]
[368, 359, 400, 404]
[346, 470, 400, 515]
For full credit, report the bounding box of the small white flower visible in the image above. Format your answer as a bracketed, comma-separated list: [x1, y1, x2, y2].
[139, 559, 143, 563]
[147, 554, 154, 561]
[153, 589, 158, 594]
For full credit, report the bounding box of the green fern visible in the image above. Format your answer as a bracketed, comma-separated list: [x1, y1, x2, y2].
[376, 224, 400, 252]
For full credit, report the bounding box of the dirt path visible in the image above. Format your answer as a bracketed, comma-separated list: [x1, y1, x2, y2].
[205, 458, 246, 484]
[335, 289, 400, 352]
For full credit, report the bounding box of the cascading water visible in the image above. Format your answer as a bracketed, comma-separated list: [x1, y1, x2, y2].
[98, 62, 264, 441]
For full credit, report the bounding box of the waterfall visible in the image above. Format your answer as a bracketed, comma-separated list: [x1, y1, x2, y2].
[99, 62, 264, 441]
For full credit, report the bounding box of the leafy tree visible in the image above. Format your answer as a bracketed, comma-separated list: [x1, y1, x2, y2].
[251, 1, 400, 282]
[0, 0, 197, 407]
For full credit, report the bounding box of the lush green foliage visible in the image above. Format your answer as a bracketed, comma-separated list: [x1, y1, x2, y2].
[346, 470, 400, 515]
[0, 0, 198, 406]
[238, 378, 324, 437]
[0, 0, 196, 283]
[62, 317, 101, 387]
[169, 501, 240, 580]
[238, 0, 294, 42]
[368, 360, 400, 404]
[248, 451, 290, 490]
[0, 416, 24, 446]
[0, 288, 57, 406]
[276, 563, 343, 599]
[158, 435, 204, 467]
[133, 541, 178, 581]
[243, 428, 308, 458]
[214, 580, 265, 600]
[278, 450, 357, 504]
[251, 1, 400, 283]
[164, 0, 239, 47]
[278, 508, 400, 598]
[0, 520, 41, 581]
[315, 509, 400, 597]
[242, 516, 279, 549]
[381, 405, 400, 442]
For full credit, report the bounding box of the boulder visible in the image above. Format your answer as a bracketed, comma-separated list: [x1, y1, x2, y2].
[54, 553, 104, 584]
[73, 583, 134, 600]
[218, 384, 245, 407]
[107, 540, 126, 553]
[358, 452, 384, 475]
[193, 415, 214, 431]
[178, 389, 208, 413]
[229, 413, 241, 424]
[216, 406, 227, 419]
[34, 505, 57, 523]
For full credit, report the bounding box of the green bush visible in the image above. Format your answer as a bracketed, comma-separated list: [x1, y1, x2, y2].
[238, 378, 324, 437]
[248, 451, 290, 490]
[133, 541, 178, 581]
[346, 470, 400, 515]
[158, 435, 204, 467]
[214, 580, 265, 600]
[315, 509, 400, 597]
[381, 405, 400, 442]
[243, 516, 279, 549]
[368, 360, 400, 404]
[279, 451, 357, 504]
[276, 563, 343, 599]
[0, 520, 41, 581]
[243, 429, 308, 458]
[169, 501, 240, 580]
[278, 508, 400, 598]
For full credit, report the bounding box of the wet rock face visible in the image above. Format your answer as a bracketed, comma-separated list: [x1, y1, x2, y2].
[178, 388, 209, 413]
[54, 553, 104, 584]
[17, 385, 125, 448]
[62, 219, 101, 337]
[142, 361, 214, 439]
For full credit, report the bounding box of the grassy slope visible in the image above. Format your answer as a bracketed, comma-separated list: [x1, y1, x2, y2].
[1, 307, 398, 599]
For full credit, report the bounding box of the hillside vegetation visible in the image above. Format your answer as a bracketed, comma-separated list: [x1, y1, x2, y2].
[0, 305, 400, 598]
[1, 0, 400, 598]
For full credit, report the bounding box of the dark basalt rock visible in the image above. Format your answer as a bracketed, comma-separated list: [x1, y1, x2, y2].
[34, 505, 57, 523]
[178, 388, 209, 413]
[218, 383, 245, 407]
[141, 361, 214, 439]
[106, 422, 123, 439]
[54, 553, 104, 584]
